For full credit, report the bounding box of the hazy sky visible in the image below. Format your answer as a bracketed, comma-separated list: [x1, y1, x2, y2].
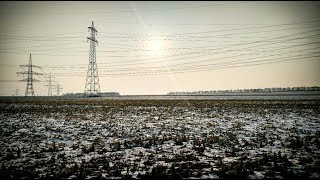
[0, 1, 320, 95]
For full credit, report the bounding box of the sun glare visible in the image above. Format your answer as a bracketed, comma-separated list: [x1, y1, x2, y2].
[145, 39, 165, 56]
[149, 40, 164, 51]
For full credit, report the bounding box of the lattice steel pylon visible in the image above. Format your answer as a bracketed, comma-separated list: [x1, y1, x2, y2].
[17, 53, 42, 96]
[56, 81, 63, 96]
[14, 88, 19, 96]
[44, 72, 54, 96]
[84, 21, 101, 97]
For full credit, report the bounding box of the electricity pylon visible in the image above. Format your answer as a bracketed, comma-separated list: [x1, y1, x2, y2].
[84, 21, 101, 97]
[17, 53, 42, 96]
[14, 88, 19, 96]
[56, 81, 63, 96]
[44, 72, 55, 96]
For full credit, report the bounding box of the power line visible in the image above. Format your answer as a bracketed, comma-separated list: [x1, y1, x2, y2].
[2, 37, 316, 55]
[44, 44, 320, 75]
[1, 20, 319, 56]
[12, 28, 318, 72]
[101, 29, 320, 67]
[2, 26, 319, 61]
[51, 53, 320, 77]
[99, 19, 320, 36]
[47, 45, 320, 75]
[0, 2, 250, 15]
[3, 28, 319, 76]
[0, 80, 19, 82]
[1, 20, 319, 82]
[97, 14, 320, 27]
[98, 28, 320, 66]
[162, 48, 320, 73]
[42, 41, 320, 72]
[1, 19, 319, 40]
[2, 41, 311, 55]
[101, 53, 320, 76]
[0, 45, 87, 53]
[0, 42, 85, 50]
[143, 42, 320, 70]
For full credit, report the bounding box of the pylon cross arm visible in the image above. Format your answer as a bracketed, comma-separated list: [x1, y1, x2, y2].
[87, 37, 98, 43]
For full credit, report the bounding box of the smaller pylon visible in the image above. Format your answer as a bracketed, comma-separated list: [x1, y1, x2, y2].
[14, 88, 19, 96]
[56, 81, 63, 96]
[44, 73, 58, 96]
[17, 53, 42, 96]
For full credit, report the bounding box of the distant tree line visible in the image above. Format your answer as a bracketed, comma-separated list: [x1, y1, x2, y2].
[63, 92, 120, 97]
[167, 86, 320, 95]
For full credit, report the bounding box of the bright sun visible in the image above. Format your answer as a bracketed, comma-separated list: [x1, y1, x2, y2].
[149, 40, 164, 51]
[145, 39, 165, 56]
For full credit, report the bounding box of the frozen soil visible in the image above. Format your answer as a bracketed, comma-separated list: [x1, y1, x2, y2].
[0, 99, 319, 179]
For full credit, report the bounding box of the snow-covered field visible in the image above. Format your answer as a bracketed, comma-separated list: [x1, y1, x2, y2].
[0, 99, 319, 179]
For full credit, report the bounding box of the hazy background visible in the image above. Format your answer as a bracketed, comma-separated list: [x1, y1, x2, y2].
[0, 1, 319, 95]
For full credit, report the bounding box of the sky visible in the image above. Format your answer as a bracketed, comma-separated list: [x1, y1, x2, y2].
[0, 1, 320, 96]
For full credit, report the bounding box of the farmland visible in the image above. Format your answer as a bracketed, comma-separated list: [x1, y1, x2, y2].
[0, 98, 319, 179]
